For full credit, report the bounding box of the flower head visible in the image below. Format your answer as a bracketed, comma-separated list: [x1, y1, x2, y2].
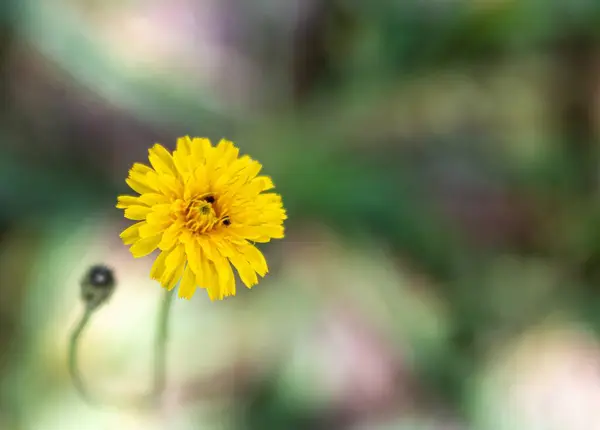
[116, 137, 286, 300]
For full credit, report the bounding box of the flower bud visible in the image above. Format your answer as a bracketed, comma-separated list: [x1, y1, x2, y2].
[81, 265, 116, 310]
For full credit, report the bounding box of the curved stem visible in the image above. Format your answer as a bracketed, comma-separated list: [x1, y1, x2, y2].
[68, 305, 95, 405]
[152, 287, 176, 401]
[68, 288, 176, 409]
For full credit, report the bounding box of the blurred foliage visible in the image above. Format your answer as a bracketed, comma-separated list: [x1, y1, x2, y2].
[3, 0, 600, 429]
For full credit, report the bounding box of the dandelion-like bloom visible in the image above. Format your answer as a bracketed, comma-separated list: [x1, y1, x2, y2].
[116, 137, 286, 300]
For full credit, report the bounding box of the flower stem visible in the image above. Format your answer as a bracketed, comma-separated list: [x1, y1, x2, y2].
[68, 305, 96, 405]
[68, 287, 176, 409]
[152, 287, 175, 401]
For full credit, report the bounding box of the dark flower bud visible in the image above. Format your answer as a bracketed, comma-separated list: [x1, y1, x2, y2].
[81, 265, 116, 310]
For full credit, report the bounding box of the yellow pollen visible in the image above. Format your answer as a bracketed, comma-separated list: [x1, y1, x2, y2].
[185, 200, 218, 233]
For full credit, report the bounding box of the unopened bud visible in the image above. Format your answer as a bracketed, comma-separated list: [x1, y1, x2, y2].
[81, 265, 116, 310]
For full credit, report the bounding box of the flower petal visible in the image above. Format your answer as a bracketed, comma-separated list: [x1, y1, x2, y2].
[145, 170, 182, 198]
[183, 237, 202, 273]
[138, 193, 169, 206]
[148, 143, 177, 176]
[215, 139, 239, 165]
[239, 244, 268, 277]
[139, 221, 169, 238]
[146, 207, 171, 226]
[204, 261, 222, 300]
[158, 221, 182, 250]
[116, 195, 142, 209]
[173, 136, 192, 175]
[197, 237, 217, 260]
[214, 253, 236, 298]
[126, 177, 154, 195]
[120, 222, 144, 245]
[178, 265, 197, 299]
[253, 175, 274, 192]
[124, 205, 152, 220]
[195, 247, 209, 287]
[164, 259, 185, 291]
[232, 224, 284, 241]
[184, 166, 210, 200]
[176, 136, 192, 154]
[190, 137, 213, 165]
[164, 244, 185, 280]
[130, 234, 161, 258]
[130, 163, 153, 175]
[150, 250, 169, 280]
[242, 160, 262, 181]
[228, 252, 258, 289]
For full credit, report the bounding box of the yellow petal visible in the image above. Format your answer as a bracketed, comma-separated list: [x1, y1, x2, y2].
[176, 136, 192, 155]
[158, 221, 182, 250]
[146, 210, 171, 226]
[264, 224, 285, 238]
[173, 136, 192, 175]
[163, 244, 186, 281]
[237, 179, 266, 199]
[138, 193, 169, 206]
[116, 195, 142, 209]
[148, 143, 177, 176]
[184, 166, 209, 199]
[232, 224, 284, 240]
[206, 287, 219, 301]
[239, 244, 268, 277]
[183, 237, 202, 273]
[215, 138, 239, 164]
[197, 237, 217, 260]
[130, 234, 161, 258]
[191, 137, 213, 166]
[129, 169, 156, 187]
[150, 250, 169, 280]
[152, 203, 173, 216]
[145, 170, 182, 198]
[124, 205, 152, 220]
[204, 261, 222, 300]
[195, 248, 209, 287]
[214, 254, 236, 298]
[126, 177, 153, 195]
[130, 163, 153, 175]
[120, 222, 143, 245]
[178, 265, 197, 299]
[228, 253, 258, 288]
[254, 209, 286, 223]
[164, 260, 185, 291]
[139, 222, 169, 238]
[253, 176, 274, 192]
[242, 160, 262, 181]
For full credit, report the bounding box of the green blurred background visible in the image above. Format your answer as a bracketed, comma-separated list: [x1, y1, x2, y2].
[2, 0, 600, 429]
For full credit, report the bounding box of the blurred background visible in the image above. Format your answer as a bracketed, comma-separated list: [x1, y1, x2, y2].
[2, 0, 600, 429]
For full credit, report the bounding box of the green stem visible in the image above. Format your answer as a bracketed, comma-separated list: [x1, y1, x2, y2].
[68, 305, 95, 405]
[152, 287, 176, 401]
[68, 287, 176, 409]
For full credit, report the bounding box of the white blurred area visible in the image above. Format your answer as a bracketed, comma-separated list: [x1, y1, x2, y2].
[474, 322, 600, 430]
[17, 0, 315, 117]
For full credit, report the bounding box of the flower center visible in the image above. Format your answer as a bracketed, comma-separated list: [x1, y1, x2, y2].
[177, 194, 232, 234]
[185, 198, 218, 233]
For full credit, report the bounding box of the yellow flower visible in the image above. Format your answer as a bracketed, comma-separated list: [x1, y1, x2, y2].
[116, 137, 286, 300]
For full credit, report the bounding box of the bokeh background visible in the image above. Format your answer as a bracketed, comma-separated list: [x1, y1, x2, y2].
[2, 0, 600, 429]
